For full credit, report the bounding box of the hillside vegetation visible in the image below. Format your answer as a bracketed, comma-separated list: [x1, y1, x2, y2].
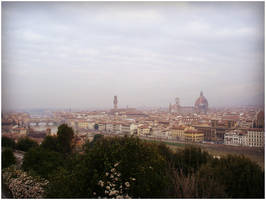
[2, 124, 264, 198]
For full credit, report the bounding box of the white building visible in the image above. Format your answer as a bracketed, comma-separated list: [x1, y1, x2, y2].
[112, 123, 121, 134]
[106, 123, 113, 133]
[130, 124, 138, 135]
[121, 123, 131, 134]
[246, 128, 264, 147]
[224, 128, 264, 147]
[98, 123, 106, 131]
[224, 130, 244, 146]
[78, 121, 89, 129]
[88, 121, 95, 130]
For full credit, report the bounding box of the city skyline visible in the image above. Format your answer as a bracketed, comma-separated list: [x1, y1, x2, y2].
[2, 2, 264, 111]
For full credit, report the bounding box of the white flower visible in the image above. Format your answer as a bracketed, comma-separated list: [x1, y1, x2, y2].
[110, 174, 114, 179]
[98, 180, 104, 187]
[114, 162, 120, 167]
[131, 178, 136, 181]
[106, 186, 110, 190]
[109, 190, 115, 196]
[105, 190, 109, 194]
[117, 173, 121, 177]
[106, 172, 109, 177]
[111, 168, 116, 173]
[125, 182, 130, 188]
[93, 192, 96, 195]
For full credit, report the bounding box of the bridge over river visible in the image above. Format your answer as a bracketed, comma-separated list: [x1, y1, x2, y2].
[27, 119, 65, 127]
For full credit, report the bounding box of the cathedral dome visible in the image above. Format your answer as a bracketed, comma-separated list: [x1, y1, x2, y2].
[194, 91, 208, 113]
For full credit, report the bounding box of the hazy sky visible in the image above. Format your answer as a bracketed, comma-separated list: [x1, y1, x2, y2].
[2, 2, 264, 110]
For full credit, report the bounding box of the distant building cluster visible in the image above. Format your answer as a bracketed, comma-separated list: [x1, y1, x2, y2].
[1, 93, 264, 148]
[224, 110, 264, 147]
[169, 91, 208, 114]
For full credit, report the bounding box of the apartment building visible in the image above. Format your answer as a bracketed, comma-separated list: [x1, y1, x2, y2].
[246, 128, 264, 147]
[170, 125, 185, 141]
[184, 127, 204, 143]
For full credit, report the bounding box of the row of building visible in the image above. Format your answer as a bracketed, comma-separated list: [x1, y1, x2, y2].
[2, 95, 264, 148]
[224, 128, 264, 147]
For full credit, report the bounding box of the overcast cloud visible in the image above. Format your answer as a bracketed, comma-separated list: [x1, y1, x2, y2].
[2, 2, 264, 110]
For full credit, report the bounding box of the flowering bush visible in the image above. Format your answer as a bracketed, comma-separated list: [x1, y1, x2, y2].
[45, 136, 172, 198]
[94, 162, 136, 198]
[87, 136, 171, 198]
[2, 165, 49, 198]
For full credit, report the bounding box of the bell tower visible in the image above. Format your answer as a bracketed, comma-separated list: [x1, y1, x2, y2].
[113, 96, 118, 109]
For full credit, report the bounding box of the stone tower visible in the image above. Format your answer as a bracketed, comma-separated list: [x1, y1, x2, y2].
[113, 96, 118, 109]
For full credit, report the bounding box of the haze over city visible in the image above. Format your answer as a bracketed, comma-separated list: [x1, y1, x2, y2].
[2, 2, 264, 111]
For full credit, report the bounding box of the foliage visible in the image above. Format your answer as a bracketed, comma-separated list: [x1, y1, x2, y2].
[16, 137, 38, 152]
[169, 168, 227, 198]
[45, 136, 171, 198]
[173, 145, 211, 175]
[195, 168, 227, 198]
[40, 135, 59, 152]
[94, 123, 99, 130]
[170, 169, 198, 198]
[22, 147, 64, 179]
[156, 142, 176, 163]
[197, 155, 264, 198]
[57, 124, 74, 155]
[2, 165, 49, 198]
[2, 136, 16, 149]
[83, 134, 104, 150]
[45, 167, 76, 198]
[2, 148, 16, 169]
[20, 124, 76, 182]
[93, 134, 104, 142]
[20, 135, 263, 199]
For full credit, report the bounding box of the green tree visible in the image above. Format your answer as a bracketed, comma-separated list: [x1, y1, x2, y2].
[16, 137, 38, 152]
[173, 145, 211, 175]
[41, 135, 58, 152]
[2, 136, 16, 149]
[2, 148, 16, 168]
[45, 136, 171, 198]
[198, 155, 264, 198]
[57, 124, 74, 155]
[22, 147, 64, 179]
[94, 124, 99, 130]
[83, 134, 104, 150]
